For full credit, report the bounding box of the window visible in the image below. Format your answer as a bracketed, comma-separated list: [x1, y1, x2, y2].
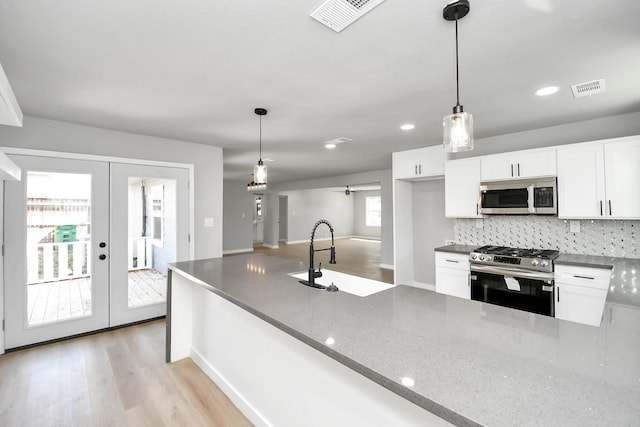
[365, 196, 381, 227]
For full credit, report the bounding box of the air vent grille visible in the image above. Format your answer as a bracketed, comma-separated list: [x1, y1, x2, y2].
[310, 0, 386, 32]
[571, 79, 606, 98]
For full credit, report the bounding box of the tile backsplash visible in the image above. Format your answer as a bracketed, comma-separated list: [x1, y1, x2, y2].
[454, 217, 639, 259]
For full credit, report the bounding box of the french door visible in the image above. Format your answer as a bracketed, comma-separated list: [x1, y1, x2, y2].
[4, 155, 189, 348]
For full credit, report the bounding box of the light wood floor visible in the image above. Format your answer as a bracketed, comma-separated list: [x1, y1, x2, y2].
[252, 238, 394, 284]
[0, 320, 253, 426]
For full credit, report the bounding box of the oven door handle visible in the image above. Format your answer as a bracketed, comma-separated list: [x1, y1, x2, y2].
[470, 264, 554, 282]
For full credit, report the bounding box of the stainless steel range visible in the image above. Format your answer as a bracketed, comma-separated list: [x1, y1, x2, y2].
[469, 245, 560, 316]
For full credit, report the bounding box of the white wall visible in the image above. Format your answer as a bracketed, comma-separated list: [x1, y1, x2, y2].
[0, 116, 223, 259]
[411, 180, 455, 287]
[280, 188, 355, 243]
[223, 180, 256, 253]
[450, 111, 640, 160]
[353, 190, 381, 238]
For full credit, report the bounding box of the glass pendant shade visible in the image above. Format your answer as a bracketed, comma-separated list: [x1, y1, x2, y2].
[443, 110, 473, 152]
[254, 160, 267, 184]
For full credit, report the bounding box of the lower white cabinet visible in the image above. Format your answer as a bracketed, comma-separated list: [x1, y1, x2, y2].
[554, 265, 612, 327]
[435, 252, 470, 299]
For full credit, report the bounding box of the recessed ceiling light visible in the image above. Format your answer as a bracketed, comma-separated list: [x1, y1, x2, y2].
[535, 86, 559, 96]
[325, 143, 337, 149]
[400, 123, 415, 131]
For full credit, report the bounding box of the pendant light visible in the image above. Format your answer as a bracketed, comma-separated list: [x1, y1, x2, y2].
[247, 108, 268, 192]
[442, 0, 473, 152]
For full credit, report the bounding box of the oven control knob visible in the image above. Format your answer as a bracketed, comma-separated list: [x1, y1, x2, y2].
[540, 260, 549, 267]
[479, 255, 485, 261]
[471, 254, 477, 260]
[531, 259, 540, 266]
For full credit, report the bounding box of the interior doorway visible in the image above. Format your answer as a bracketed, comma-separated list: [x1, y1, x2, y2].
[252, 194, 264, 243]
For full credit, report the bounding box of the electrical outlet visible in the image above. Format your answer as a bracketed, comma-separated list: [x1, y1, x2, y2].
[570, 220, 580, 233]
[475, 218, 483, 229]
[204, 217, 214, 227]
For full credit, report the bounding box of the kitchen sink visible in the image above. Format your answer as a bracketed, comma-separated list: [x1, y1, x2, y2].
[289, 269, 394, 297]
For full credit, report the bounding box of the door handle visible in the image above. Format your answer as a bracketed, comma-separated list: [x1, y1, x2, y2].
[99, 254, 107, 260]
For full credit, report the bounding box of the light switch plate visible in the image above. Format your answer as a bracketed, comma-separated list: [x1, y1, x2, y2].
[475, 218, 483, 229]
[204, 217, 214, 227]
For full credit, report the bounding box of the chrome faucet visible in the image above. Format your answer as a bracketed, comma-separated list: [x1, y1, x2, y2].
[299, 219, 337, 290]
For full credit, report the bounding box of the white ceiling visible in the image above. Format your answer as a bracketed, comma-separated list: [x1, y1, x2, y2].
[1, 0, 639, 184]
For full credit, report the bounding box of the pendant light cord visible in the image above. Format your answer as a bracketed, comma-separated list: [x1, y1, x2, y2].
[455, 14, 460, 107]
[259, 114, 263, 162]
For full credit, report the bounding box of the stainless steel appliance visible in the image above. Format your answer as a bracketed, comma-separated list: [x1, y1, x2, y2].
[479, 178, 557, 215]
[469, 245, 559, 316]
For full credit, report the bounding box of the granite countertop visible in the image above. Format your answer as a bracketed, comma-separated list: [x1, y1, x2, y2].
[556, 253, 640, 308]
[434, 244, 477, 254]
[170, 254, 640, 427]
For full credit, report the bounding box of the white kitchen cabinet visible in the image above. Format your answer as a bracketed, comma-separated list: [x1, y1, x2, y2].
[435, 251, 470, 299]
[445, 157, 482, 218]
[480, 148, 556, 181]
[603, 139, 640, 218]
[393, 145, 446, 180]
[555, 264, 611, 327]
[557, 141, 605, 218]
[557, 136, 640, 219]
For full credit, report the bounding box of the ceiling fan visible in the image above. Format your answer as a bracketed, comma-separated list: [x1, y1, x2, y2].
[331, 185, 357, 195]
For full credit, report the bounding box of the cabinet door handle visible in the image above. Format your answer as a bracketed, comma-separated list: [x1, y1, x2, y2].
[476, 203, 479, 215]
[510, 164, 514, 177]
[445, 259, 459, 263]
[419, 164, 422, 175]
[517, 163, 521, 176]
[600, 200, 603, 216]
[414, 165, 418, 175]
[608, 200, 612, 216]
[573, 275, 595, 280]
[557, 286, 560, 302]
[468, 273, 471, 287]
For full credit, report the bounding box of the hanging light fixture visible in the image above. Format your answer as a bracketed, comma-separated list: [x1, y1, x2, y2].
[247, 108, 268, 192]
[442, 0, 473, 152]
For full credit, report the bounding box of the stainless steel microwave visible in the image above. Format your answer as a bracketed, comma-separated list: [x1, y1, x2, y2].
[479, 178, 557, 215]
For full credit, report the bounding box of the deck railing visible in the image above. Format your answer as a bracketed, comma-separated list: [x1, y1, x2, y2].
[27, 237, 153, 284]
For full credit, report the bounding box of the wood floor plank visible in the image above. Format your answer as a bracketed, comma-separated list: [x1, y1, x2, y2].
[0, 320, 253, 426]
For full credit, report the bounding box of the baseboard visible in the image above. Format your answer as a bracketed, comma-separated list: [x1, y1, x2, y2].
[262, 243, 279, 249]
[190, 348, 270, 427]
[379, 263, 394, 270]
[222, 248, 254, 255]
[170, 347, 191, 362]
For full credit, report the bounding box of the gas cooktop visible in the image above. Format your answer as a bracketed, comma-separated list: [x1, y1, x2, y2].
[473, 245, 560, 259]
[470, 245, 560, 273]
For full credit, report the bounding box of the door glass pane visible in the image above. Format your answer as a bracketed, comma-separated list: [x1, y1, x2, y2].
[127, 178, 176, 307]
[26, 172, 92, 325]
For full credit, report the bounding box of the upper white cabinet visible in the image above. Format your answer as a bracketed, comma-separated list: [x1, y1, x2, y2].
[557, 136, 640, 219]
[480, 148, 556, 181]
[445, 157, 482, 218]
[603, 139, 640, 218]
[393, 145, 445, 180]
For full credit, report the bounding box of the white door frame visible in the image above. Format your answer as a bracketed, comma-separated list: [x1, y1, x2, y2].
[0, 148, 194, 350]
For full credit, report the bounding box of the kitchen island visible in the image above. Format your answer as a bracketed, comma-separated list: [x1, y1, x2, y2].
[167, 253, 640, 426]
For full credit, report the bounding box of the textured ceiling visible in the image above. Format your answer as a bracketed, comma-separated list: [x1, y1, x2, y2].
[1, 0, 639, 184]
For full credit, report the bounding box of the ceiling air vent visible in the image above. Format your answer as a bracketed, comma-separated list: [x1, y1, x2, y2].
[571, 79, 606, 98]
[310, 0, 387, 33]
